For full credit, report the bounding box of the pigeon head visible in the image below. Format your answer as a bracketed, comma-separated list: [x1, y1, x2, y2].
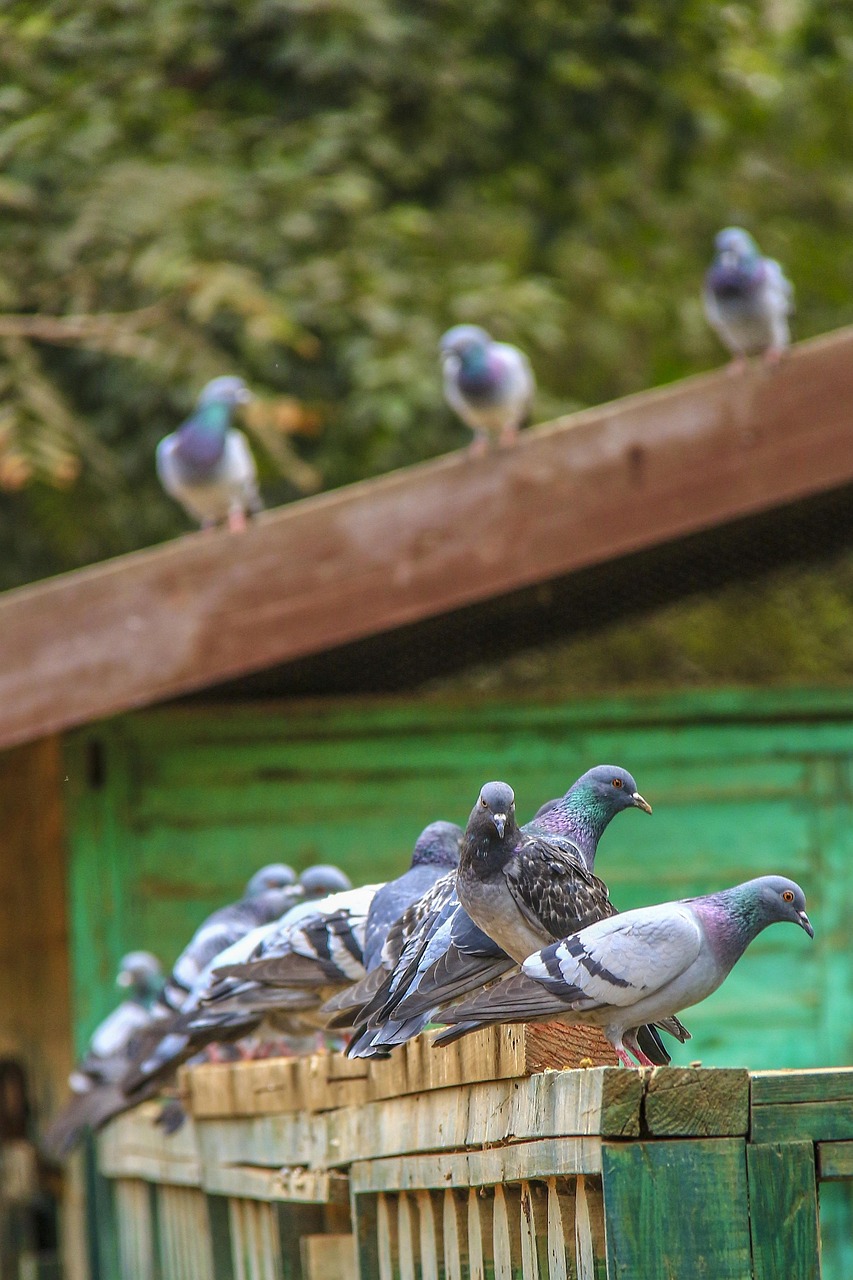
[300, 865, 353, 898]
[472, 781, 516, 840]
[751, 876, 813, 937]
[713, 227, 759, 269]
[411, 820, 463, 869]
[529, 765, 651, 869]
[197, 376, 253, 409]
[439, 325, 492, 359]
[245, 864, 298, 897]
[116, 951, 163, 998]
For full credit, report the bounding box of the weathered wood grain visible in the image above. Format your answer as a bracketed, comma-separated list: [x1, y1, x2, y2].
[817, 1140, 853, 1180]
[348, 1137, 603, 1194]
[747, 1142, 820, 1280]
[601, 1138, 751, 1280]
[751, 1067, 853, 1106]
[643, 1066, 749, 1136]
[6, 326, 853, 750]
[750, 1099, 853, 1144]
[299, 1233, 358, 1280]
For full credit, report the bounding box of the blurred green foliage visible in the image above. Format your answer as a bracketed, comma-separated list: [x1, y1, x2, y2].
[1, 0, 853, 587]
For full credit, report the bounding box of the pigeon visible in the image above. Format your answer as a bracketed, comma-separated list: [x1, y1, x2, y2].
[122, 865, 353, 1090]
[346, 767, 680, 1062]
[436, 876, 813, 1065]
[439, 325, 535, 455]
[159, 862, 302, 1014]
[322, 820, 463, 1029]
[703, 228, 793, 368]
[156, 375, 263, 531]
[42, 951, 165, 1159]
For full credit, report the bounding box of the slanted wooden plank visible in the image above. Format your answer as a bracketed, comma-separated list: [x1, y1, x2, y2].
[747, 1142, 820, 1280]
[751, 1067, 853, 1106]
[643, 1067, 749, 1136]
[349, 1136, 602, 1193]
[492, 1185, 512, 1280]
[377, 1194, 393, 1280]
[467, 1188, 486, 1280]
[750, 1100, 853, 1144]
[299, 1234, 358, 1280]
[574, 1177, 596, 1280]
[195, 1113, 321, 1173]
[416, 1191, 440, 1280]
[818, 1141, 853, 1180]
[201, 1164, 348, 1205]
[397, 1192, 416, 1280]
[546, 1180, 568, 1280]
[9, 325, 853, 752]
[601, 1138, 751, 1280]
[519, 1182, 540, 1280]
[442, 1190, 463, 1280]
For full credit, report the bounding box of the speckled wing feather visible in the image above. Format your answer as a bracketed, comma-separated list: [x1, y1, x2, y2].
[502, 834, 616, 940]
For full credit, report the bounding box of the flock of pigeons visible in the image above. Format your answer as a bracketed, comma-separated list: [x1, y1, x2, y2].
[44, 764, 812, 1159]
[157, 226, 793, 529]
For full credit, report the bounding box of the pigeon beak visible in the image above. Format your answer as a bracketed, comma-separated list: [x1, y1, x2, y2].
[632, 792, 653, 815]
[797, 911, 814, 939]
[492, 812, 507, 838]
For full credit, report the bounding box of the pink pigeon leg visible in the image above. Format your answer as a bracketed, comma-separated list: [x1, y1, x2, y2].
[227, 507, 248, 533]
[727, 354, 749, 377]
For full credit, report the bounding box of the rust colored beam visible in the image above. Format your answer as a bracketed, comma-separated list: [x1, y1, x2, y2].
[3, 326, 853, 750]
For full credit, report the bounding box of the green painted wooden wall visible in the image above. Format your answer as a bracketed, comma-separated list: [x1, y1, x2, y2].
[64, 688, 852, 1074]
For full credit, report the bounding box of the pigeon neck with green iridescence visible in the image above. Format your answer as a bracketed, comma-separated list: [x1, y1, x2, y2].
[528, 785, 623, 871]
[693, 885, 769, 968]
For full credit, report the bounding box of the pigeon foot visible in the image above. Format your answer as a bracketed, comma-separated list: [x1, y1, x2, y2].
[727, 355, 749, 377]
[227, 508, 248, 534]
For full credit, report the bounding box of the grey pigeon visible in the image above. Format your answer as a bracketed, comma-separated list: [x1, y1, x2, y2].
[345, 767, 679, 1062]
[436, 876, 813, 1065]
[122, 864, 352, 1090]
[156, 375, 262, 531]
[42, 951, 165, 1158]
[703, 228, 793, 366]
[322, 821, 462, 1029]
[160, 863, 301, 1013]
[440, 325, 535, 455]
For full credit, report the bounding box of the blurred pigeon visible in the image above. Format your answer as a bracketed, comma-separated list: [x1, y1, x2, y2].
[122, 864, 352, 1089]
[156, 375, 262, 531]
[440, 325, 535, 455]
[160, 862, 301, 1013]
[436, 876, 813, 1065]
[322, 821, 462, 1029]
[42, 951, 165, 1159]
[704, 228, 793, 368]
[345, 767, 680, 1061]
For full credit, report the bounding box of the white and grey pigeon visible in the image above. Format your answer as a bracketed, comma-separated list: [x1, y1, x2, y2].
[42, 951, 165, 1159]
[436, 876, 813, 1066]
[703, 228, 794, 368]
[156, 375, 263, 531]
[440, 325, 535, 455]
[322, 820, 463, 1030]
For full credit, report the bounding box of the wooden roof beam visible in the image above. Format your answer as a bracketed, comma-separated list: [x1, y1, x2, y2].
[3, 325, 853, 750]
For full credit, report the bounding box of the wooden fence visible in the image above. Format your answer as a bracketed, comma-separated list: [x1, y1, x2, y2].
[93, 1024, 852, 1279]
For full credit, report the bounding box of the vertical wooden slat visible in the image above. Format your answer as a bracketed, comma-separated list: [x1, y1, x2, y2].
[377, 1193, 393, 1280]
[229, 1199, 248, 1280]
[493, 1184, 512, 1280]
[416, 1191, 439, 1280]
[574, 1177, 595, 1280]
[443, 1190, 463, 1280]
[467, 1189, 485, 1280]
[519, 1182, 540, 1280]
[747, 1142, 820, 1280]
[397, 1192, 416, 1280]
[546, 1180, 568, 1280]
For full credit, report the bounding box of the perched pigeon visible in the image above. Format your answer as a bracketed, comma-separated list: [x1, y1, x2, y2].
[439, 325, 535, 455]
[345, 767, 680, 1062]
[122, 865, 353, 1090]
[160, 863, 302, 1013]
[703, 228, 793, 367]
[42, 952, 165, 1159]
[436, 876, 813, 1065]
[322, 821, 463, 1029]
[156, 375, 262, 531]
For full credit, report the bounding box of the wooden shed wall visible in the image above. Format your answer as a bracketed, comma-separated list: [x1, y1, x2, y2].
[63, 688, 850, 1069]
[0, 737, 72, 1115]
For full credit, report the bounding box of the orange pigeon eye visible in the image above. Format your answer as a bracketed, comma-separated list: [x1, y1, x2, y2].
[612, 778, 623, 789]
[782, 890, 795, 903]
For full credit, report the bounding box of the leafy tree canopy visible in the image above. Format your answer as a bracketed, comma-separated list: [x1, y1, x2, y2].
[1, 0, 852, 587]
